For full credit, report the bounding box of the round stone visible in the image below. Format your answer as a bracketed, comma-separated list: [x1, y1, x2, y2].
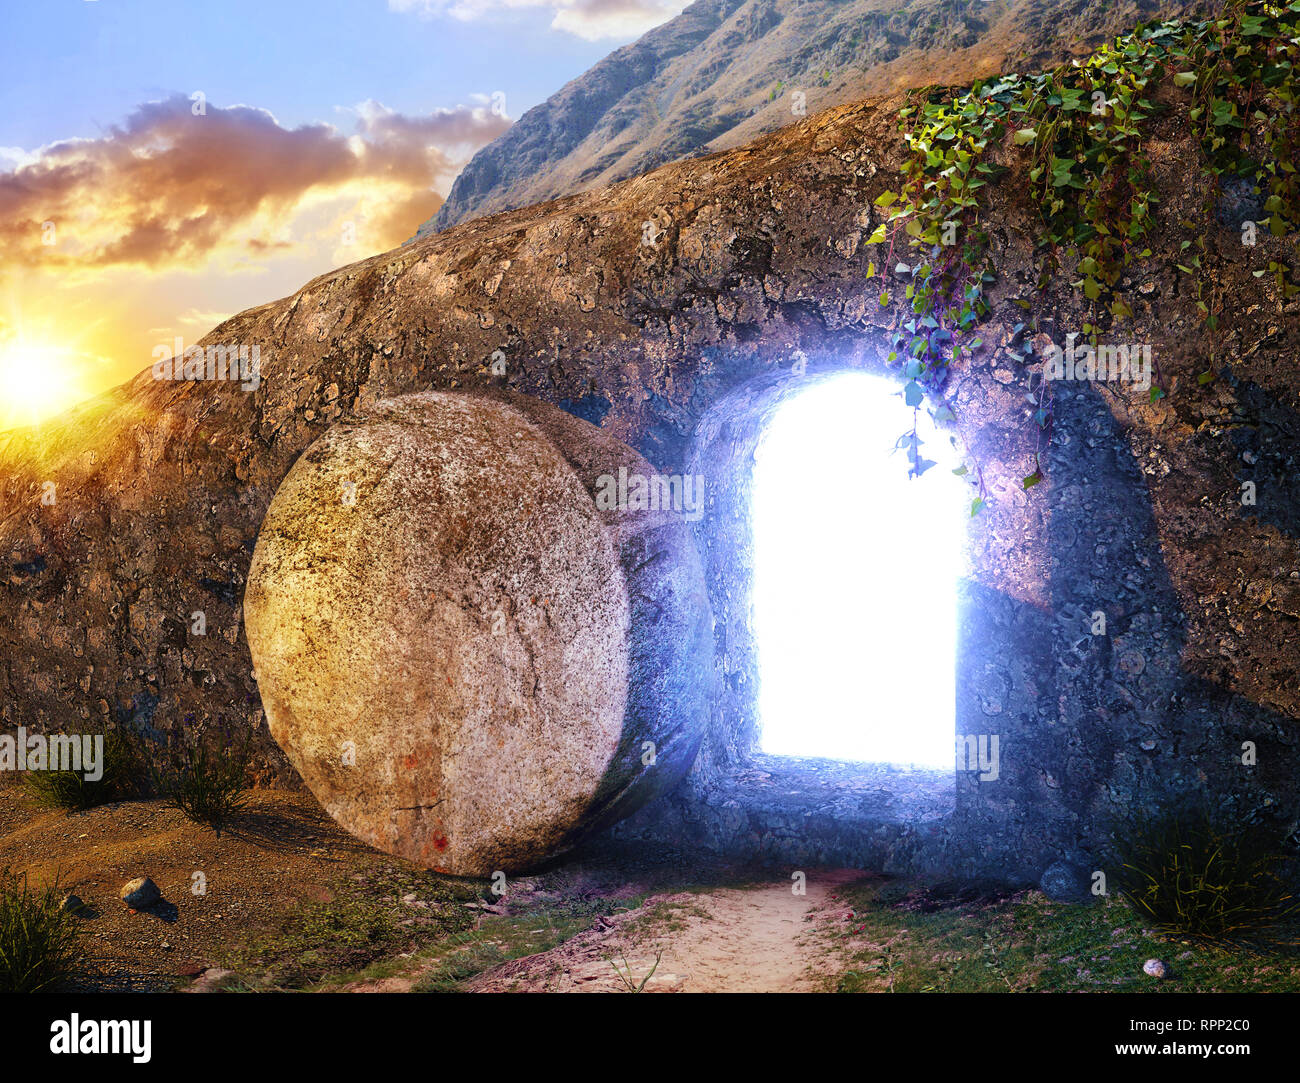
[245, 391, 713, 876]
[120, 877, 160, 909]
[1039, 860, 1090, 902]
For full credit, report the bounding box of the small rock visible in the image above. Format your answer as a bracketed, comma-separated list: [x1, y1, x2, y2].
[60, 893, 86, 915]
[185, 967, 236, 993]
[120, 877, 161, 909]
[1215, 176, 1265, 229]
[1039, 860, 1091, 902]
[1143, 958, 1169, 979]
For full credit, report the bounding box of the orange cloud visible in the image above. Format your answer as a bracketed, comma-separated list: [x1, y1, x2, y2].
[0, 95, 511, 273]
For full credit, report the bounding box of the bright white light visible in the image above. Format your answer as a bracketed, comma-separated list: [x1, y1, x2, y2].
[0, 343, 84, 430]
[753, 372, 966, 766]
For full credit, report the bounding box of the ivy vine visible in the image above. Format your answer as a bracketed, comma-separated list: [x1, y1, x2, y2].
[866, 0, 1300, 509]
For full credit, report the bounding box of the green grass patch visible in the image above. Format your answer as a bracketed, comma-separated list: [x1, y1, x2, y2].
[829, 880, 1300, 992]
[220, 866, 481, 990]
[619, 897, 711, 940]
[410, 894, 647, 992]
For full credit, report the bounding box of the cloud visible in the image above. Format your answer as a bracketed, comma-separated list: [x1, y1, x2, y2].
[0, 147, 36, 172]
[549, 0, 689, 40]
[388, 0, 688, 40]
[175, 308, 236, 328]
[0, 96, 511, 273]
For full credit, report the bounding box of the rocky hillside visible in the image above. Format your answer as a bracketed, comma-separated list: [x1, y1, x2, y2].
[3, 7, 1298, 873]
[421, 0, 1211, 234]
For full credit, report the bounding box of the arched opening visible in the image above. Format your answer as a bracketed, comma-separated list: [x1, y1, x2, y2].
[752, 372, 966, 767]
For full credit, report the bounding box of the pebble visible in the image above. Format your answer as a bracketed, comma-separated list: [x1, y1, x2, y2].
[120, 876, 161, 909]
[1143, 958, 1169, 979]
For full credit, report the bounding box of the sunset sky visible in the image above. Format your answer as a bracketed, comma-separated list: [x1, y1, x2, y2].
[0, 0, 687, 430]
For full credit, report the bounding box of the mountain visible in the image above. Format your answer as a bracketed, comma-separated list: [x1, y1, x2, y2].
[419, 0, 1210, 236]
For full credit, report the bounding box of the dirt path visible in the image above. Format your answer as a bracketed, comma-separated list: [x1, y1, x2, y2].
[465, 868, 867, 993]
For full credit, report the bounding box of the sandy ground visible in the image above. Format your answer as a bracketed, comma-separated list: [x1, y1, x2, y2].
[341, 869, 867, 993]
[2, 780, 868, 992]
[465, 868, 866, 992]
[0, 783, 411, 990]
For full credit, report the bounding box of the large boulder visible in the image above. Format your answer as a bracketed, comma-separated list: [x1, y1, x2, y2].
[244, 390, 713, 876]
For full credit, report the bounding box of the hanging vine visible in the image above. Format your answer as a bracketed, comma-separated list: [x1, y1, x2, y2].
[865, 0, 1300, 510]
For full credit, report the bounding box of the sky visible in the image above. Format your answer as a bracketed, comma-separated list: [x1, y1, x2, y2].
[0, 0, 689, 430]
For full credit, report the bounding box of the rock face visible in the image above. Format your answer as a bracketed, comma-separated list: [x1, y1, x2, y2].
[2, 60, 1297, 882]
[422, 0, 1211, 235]
[244, 391, 713, 875]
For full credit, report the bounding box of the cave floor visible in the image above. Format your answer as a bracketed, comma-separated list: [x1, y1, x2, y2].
[3, 783, 1300, 992]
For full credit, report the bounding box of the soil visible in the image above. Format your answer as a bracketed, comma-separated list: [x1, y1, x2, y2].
[7, 781, 1297, 992]
[0, 781, 867, 992]
[0, 782, 426, 991]
[462, 868, 867, 993]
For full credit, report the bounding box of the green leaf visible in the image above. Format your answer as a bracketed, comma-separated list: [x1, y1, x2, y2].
[970, 497, 986, 517]
[865, 224, 888, 245]
[1173, 71, 1197, 87]
[904, 381, 924, 407]
[1022, 470, 1042, 490]
[874, 190, 900, 208]
[1013, 127, 1038, 145]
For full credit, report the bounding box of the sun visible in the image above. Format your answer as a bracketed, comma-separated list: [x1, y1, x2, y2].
[0, 342, 87, 430]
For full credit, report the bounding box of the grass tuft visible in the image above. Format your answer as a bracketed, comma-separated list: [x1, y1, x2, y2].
[0, 867, 83, 993]
[1109, 801, 1300, 949]
[150, 720, 252, 834]
[22, 727, 140, 811]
